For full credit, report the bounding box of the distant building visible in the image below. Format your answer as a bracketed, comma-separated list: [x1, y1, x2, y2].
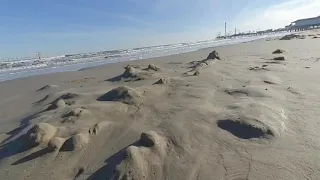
[286, 16, 320, 30]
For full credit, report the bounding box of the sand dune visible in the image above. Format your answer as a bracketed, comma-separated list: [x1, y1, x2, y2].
[1, 30, 320, 180]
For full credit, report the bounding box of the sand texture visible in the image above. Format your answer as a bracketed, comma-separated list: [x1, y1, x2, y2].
[1, 30, 320, 180]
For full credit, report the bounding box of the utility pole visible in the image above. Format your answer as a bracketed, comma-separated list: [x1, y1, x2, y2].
[225, 22, 227, 39]
[35, 52, 42, 61]
[235, 28, 237, 35]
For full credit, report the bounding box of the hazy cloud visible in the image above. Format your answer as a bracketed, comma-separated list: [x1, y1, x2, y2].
[238, 0, 320, 31]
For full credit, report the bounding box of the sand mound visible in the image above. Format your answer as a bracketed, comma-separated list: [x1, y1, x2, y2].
[184, 69, 201, 76]
[206, 50, 221, 60]
[61, 133, 90, 151]
[224, 86, 283, 99]
[114, 131, 167, 180]
[189, 59, 216, 69]
[272, 49, 285, 54]
[186, 58, 215, 75]
[48, 137, 66, 151]
[27, 123, 57, 146]
[280, 34, 305, 40]
[37, 85, 58, 91]
[97, 86, 142, 105]
[153, 78, 170, 85]
[105, 65, 152, 82]
[146, 64, 161, 71]
[139, 131, 161, 147]
[122, 66, 140, 78]
[219, 102, 286, 139]
[48, 92, 79, 108]
[273, 56, 285, 61]
[62, 108, 91, 118]
[47, 99, 66, 110]
[188, 50, 219, 71]
[218, 119, 274, 139]
[71, 133, 90, 150]
[185, 51, 220, 76]
[124, 66, 149, 80]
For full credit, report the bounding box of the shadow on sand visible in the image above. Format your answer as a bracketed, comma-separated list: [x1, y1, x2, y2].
[0, 112, 41, 161]
[11, 148, 51, 165]
[0, 135, 36, 161]
[86, 141, 142, 180]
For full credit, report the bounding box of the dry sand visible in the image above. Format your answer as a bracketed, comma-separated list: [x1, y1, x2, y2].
[1, 30, 320, 180]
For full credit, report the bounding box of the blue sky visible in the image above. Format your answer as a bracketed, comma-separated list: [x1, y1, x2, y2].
[0, 0, 319, 59]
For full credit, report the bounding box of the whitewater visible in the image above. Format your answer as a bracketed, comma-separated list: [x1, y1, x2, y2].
[0, 33, 289, 81]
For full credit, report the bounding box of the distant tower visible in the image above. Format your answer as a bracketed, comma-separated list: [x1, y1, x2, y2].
[35, 52, 42, 61]
[225, 22, 227, 39]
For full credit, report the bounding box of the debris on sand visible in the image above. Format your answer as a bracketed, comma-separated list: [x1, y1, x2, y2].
[48, 137, 66, 151]
[272, 49, 285, 54]
[280, 34, 305, 40]
[248, 66, 268, 71]
[37, 85, 58, 91]
[107, 65, 157, 82]
[193, 70, 200, 76]
[60, 93, 79, 100]
[89, 122, 110, 135]
[97, 86, 142, 105]
[27, 123, 57, 146]
[273, 56, 285, 61]
[263, 80, 276, 85]
[63, 108, 91, 118]
[61, 133, 90, 151]
[48, 92, 79, 108]
[146, 64, 161, 71]
[47, 99, 66, 110]
[206, 50, 221, 60]
[153, 78, 170, 85]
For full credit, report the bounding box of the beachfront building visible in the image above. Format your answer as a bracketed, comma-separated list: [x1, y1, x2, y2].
[286, 16, 320, 30]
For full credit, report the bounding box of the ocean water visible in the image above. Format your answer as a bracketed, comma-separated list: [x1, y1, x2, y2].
[0, 33, 289, 82]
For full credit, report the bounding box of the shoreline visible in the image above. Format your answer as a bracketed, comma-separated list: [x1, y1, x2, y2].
[0, 33, 289, 83]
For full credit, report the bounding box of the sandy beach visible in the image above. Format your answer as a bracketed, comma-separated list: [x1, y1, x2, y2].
[1, 30, 320, 180]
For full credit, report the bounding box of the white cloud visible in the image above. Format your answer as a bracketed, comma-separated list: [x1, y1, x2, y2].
[237, 0, 320, 31]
